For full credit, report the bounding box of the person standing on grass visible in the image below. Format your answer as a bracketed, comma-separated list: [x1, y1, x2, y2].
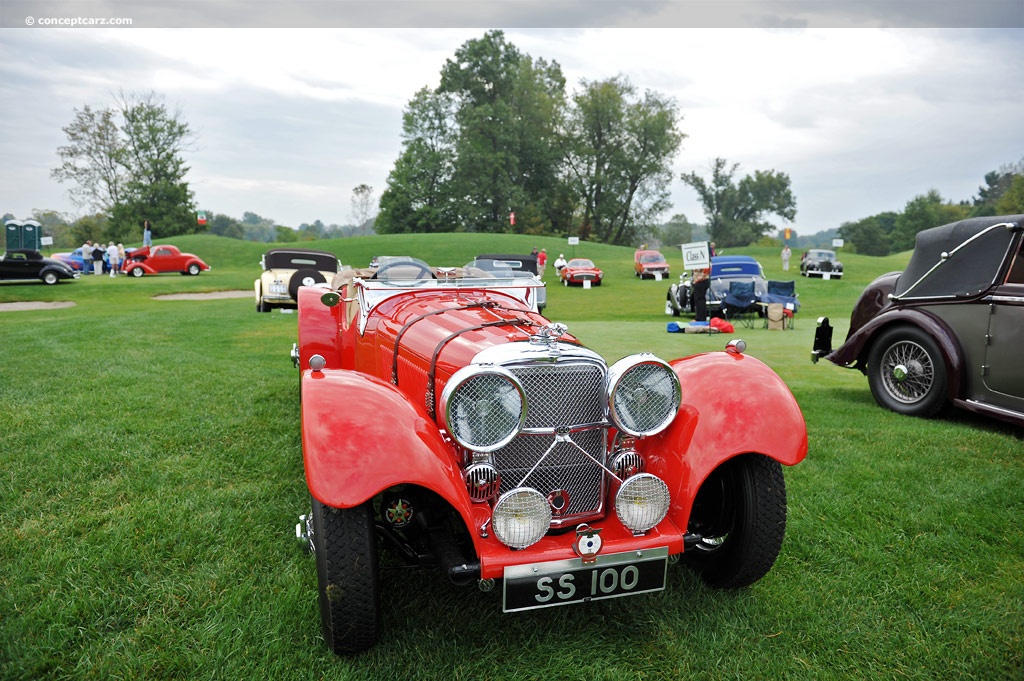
[81, 240, 93, 274]
[781, 245, 792, 271]
[538, 248, 547, 277]
[143, 219, 153, 247]
[106, 242, 120, 277]
[692, 265, 711, 322]
[91, 242, 105, 275]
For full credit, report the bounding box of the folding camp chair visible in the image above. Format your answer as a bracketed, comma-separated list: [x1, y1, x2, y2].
[763, 280, 799, 328]
[722, 280, 758, 328]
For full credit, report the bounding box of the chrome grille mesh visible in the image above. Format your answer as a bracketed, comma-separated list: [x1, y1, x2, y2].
[490, 362, 608, 519]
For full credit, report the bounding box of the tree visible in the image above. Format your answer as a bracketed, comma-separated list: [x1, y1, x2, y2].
[838, 212, 896, 256]
[658, 213, 695, 248]
[351, 184, 376, 228]
[437, 30, 567, 233]
[563, 76, 683, 246]
[996, 174, 1024, 215]
[376, 88, 458, 234]
[51, 105, 127, 214]
[51, 91, 196, 243]
[680, 158, 796, 248]
[891, 190, 969, 252]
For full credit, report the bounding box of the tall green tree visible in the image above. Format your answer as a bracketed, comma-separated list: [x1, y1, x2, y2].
[437, 30, 567, 233]
[563, 76, 683, 245]
[52, 91, 196, 243]
[680, 158, 796, 248]
[51, 105, 127, 214]
[376, 88, 458, 233]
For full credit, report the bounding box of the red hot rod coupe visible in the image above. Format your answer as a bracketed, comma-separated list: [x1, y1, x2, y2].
[292, 257, 807, 654]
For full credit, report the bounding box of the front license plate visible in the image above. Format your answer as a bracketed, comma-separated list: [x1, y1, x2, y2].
[502, 547, 668, 613]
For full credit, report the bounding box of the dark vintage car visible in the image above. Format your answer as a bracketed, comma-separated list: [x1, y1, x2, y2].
[634, 250, 670, 279]
[800, 249, 843, 278]
[0, 249, 78, 285]
[812, 214, 1024, 425]
[291, 256, 807, 654]
[559, 257, 603, 286]
[121, 245, 210, 277]
[666, 255, 770, 317]
[255, 248, 340, 312]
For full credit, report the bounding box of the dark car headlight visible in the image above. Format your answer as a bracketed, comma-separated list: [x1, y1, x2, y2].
[440, 365, 526, 452]
[606, 355, 681, 437]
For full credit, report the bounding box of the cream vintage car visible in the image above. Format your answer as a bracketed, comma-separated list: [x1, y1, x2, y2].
[255, 248, 340, 312]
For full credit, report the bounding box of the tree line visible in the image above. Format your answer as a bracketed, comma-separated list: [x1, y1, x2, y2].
[836, 160, 1024, 256]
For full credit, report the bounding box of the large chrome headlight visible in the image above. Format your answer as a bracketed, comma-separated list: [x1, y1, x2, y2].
[440, 365, 526, 452]
[492, 487, 552, 549]
[616, 473, 670, 533]
[606, 355, 681, 436]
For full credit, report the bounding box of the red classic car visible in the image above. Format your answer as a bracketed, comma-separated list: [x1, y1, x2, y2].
[559, 257, 603, 286]
[292, 257, 807, 654]
[121, 245, 210, 277]
[634, 249, 670, 279]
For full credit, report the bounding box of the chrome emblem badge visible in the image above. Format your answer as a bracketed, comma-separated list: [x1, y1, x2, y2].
[573, 523, 603, 564]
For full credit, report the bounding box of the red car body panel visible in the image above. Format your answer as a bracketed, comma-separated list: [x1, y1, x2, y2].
[560, 260, 603, 285]
[121, 245, 209, 275]
[297, 276, 807, 579]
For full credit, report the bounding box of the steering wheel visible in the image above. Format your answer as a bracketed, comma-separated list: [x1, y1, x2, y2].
[371, 259, 436, 282]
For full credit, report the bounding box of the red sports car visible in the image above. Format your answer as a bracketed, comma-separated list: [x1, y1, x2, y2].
[121, 245, 210, 277]
[292, 256, 807, 654]
[559, 257, 603, 286]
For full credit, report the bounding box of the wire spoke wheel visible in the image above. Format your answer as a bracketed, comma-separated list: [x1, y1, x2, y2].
[879, 339, 934, 404]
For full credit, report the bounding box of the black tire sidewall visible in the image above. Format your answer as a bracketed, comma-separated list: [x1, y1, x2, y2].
[867, 325, 948, 417]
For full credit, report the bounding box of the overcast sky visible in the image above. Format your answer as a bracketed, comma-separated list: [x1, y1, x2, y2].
[1, 2, 1022, 237]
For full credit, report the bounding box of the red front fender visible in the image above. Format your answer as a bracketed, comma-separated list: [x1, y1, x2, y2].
[639, 351, 808, 528]
[301, 368, 473, 522]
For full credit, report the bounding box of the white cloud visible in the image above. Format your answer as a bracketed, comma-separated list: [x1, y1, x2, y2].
[1, 27, 1022, 235]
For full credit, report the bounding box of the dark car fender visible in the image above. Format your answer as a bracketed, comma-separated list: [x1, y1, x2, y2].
[639, 351, 808, 529]
[827, 308, 964, 399]
[301, 368, 474, 522]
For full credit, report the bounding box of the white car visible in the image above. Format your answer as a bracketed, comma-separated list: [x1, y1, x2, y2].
[255, 248, 340, 312]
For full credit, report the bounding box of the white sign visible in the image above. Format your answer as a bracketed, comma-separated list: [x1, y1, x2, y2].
[681, 241, 710, 270]
[832, 238, 844, 248]
[567, 237, 580, 245]
[40, 236, 54, 246]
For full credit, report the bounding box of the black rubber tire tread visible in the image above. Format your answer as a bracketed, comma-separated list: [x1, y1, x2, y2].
[866, 325, 947, 418]
[684, 454, 788, 590]
[312, 498, 381, 654]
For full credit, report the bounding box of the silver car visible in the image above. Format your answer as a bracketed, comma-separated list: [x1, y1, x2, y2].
[812, 214, 1024, 425]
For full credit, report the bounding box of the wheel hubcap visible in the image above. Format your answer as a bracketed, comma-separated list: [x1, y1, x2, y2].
[882, 341, 934, 403]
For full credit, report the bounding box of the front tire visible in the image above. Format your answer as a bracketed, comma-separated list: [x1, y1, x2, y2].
[867, 325, 947, 417]
[130, 266, 145, 278]
[42, 272, 59, 285]
[187, 263, 201, 275]
[684, 455, 787, 589]
[311, 499, 381, 654]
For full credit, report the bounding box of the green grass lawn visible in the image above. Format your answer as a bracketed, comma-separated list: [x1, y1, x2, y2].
[1, 234, 1021, 680]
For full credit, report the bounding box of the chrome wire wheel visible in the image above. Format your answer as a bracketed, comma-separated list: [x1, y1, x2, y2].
[867, 325, 947, 417]
[878, 339, 934, 404]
